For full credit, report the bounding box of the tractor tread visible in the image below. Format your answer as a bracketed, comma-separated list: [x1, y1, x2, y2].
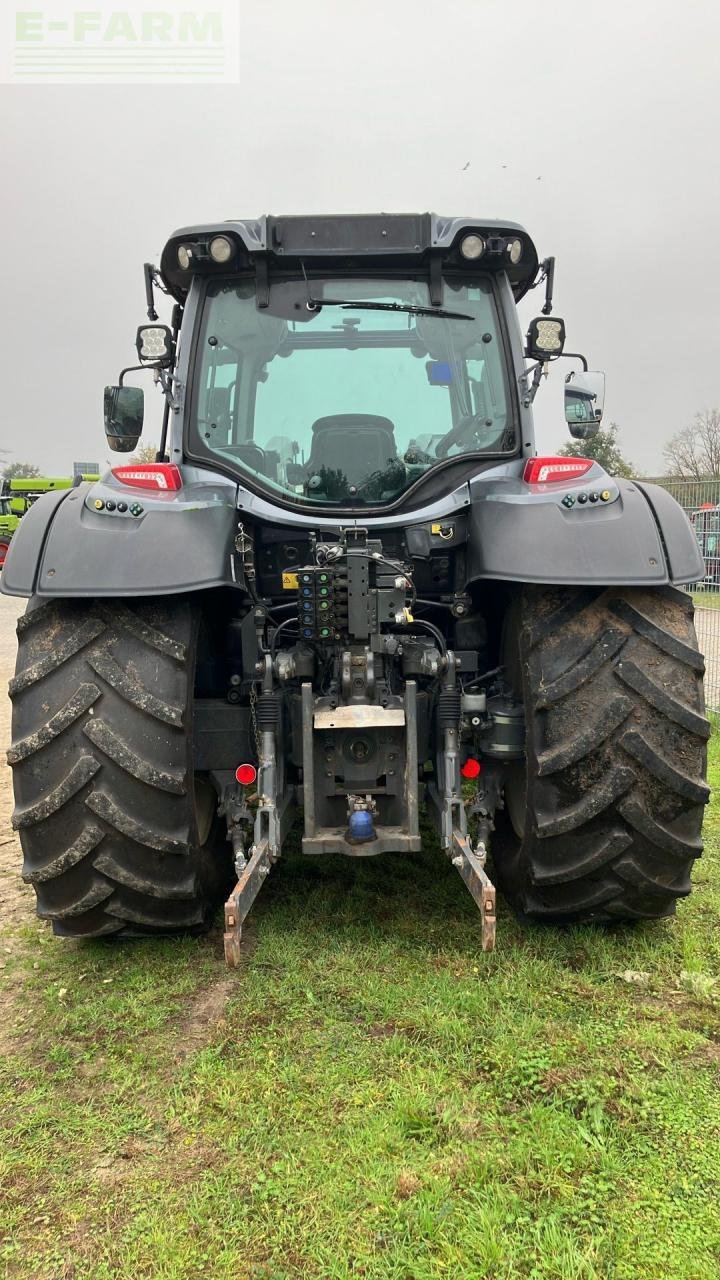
[495, 586, 708, 924]
[616, 659, 711, 737]
[88, 648, 184, 725]
[617, 795, 704, 860]
[535, 627, 627, 708]
[22, 824, 105, 884]
[531, 827, 633, 885]
[523, 588, 598, 647]
[535, 766, 635, 837]
[7, 683, 101, 763]
[37, 878, 115, 920]
[609, 598, 706, 671]
[12, 755, 100, 828]
[96, 603, 187, 662]
[614, 853, 691, 898]
[93, 850, 197, 899]
[9, 597, 231, 938]
[535, 694, 633, 775]
[620, 728, 711, 804]
[107, 897, 205, 928]
[9, 617, 106, 696]
[85, 789, 189, 854]
[82, 717, 186, 794]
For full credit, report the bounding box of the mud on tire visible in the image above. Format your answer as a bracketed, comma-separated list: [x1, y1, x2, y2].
[9, 597, 231, 937]
[495, 584, 710, 922]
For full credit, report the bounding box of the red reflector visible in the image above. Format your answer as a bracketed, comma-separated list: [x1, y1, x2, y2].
[523, 456, 593, 485]
[235, 763, 257, 786]
[461, 758, 482, 779]
[111, 463, 183, 492]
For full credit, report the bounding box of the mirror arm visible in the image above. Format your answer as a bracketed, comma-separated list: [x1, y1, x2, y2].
[529, 256, 556, 314]
[541, 257, 555, 314]
[119, 362, 164, 385]
[518, 360, 545, 408]
[157, 315, 182, 460]
[143, 263, 158, 321]
[559, 351, 589, 374]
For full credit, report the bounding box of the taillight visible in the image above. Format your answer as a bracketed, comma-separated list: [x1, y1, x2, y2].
[523, 456, 593, 485]
[111, 464, 182, 492]
[235, 764, 257, 786]
[461, 758, 482, 779]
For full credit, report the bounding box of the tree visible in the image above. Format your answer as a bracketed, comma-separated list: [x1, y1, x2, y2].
[663, 410, 720, 479]
[558, 422, 635, 478]
[2, 462, 40, 480]
[129, 443, 159, 464]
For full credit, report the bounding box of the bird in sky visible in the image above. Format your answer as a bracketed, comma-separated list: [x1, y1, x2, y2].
[462, 161, 470, 170]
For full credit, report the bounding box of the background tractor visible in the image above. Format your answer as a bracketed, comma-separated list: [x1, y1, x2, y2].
[0, 475, 99, 569]
[1, 215, 709, 960]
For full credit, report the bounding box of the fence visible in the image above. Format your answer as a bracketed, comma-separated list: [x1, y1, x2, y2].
[638, 477, 720, 711]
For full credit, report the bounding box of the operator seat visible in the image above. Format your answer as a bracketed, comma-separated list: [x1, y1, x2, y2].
[306, 414, 398, 485]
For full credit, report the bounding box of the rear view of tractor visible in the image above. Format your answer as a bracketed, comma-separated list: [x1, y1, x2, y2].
[1, 215, 709, 958]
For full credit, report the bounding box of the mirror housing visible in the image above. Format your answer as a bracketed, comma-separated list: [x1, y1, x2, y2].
[525, 315, 565, 361]
[135, 323, 174, 367]
[565, 370, 606, 439]
[104, 385, 144, 453]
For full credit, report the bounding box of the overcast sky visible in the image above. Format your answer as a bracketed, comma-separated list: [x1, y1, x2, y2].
[1, 0, 718, 475]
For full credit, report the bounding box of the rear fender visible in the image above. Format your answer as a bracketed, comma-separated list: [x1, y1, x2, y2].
[1, 478, 241, 598]
[466, 474, 703, 586]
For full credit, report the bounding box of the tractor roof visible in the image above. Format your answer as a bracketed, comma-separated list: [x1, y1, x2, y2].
[159, 214, 539, 306]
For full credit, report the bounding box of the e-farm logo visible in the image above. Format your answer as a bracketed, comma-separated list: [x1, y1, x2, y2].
[5, 2, 239, 81]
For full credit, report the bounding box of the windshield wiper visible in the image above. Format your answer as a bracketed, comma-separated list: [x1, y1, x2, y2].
[306, 298, 473, 321]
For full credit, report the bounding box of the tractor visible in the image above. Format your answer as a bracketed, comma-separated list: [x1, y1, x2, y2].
[1, 215, 709, 960]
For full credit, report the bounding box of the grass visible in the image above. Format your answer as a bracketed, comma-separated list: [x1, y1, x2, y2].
[692, 590, 720, 610]
[2, 751, 720, 1279]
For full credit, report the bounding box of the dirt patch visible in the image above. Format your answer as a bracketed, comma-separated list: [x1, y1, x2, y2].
[173, 924, 256, 1061]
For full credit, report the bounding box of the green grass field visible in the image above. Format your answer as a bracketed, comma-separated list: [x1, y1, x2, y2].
[2, 743, 720, 1280]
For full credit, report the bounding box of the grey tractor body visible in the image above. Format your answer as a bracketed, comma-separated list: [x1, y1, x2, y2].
[2, 213, 708, 954]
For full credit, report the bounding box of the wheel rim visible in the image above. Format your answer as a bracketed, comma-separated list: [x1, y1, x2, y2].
[0, 541, 9, 569]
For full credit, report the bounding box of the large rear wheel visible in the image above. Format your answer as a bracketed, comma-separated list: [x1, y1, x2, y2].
[9, 597, 232, 936]
[495, 585, 710, 922]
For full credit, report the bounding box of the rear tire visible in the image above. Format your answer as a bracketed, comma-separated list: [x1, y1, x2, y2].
[495, 585, 710, 922]
[9, 597, 232, 937]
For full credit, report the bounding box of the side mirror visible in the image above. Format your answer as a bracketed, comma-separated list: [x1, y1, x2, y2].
[565, 370, 606, 439]
[525, 316, 566, 361]
[104, 385, 144, 453]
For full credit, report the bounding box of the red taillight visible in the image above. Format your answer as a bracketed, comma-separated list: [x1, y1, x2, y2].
[461, 758, 482, 780]
[523, 456, 593, 485]
[111, 464, 182, 492]
[235, 763, 257, 786]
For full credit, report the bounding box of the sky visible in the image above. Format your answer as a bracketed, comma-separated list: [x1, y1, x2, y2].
[1, 0, 719, 476]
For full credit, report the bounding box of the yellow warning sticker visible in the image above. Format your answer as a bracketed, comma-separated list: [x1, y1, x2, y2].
[282, 572, 299, 590]
[431, 523, 454, 540]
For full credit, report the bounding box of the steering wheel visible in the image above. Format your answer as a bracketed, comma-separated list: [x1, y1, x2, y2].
[435, 414, 490, 459]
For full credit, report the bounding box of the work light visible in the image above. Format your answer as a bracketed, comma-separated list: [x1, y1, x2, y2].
[460, 234, 485, 260]
[525, 315, 566, 360]
[135, 324, 174, 366]
[209, 235, 235, 264]
[177, 244, 193, 270]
